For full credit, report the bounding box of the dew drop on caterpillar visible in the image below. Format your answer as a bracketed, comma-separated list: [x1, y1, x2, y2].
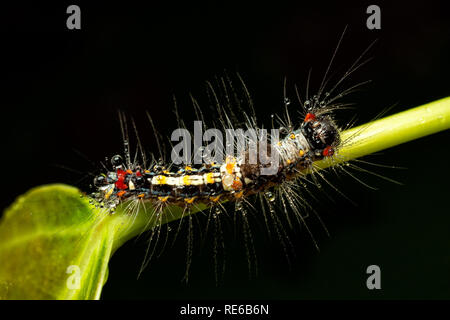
[87, 29, 399, 283]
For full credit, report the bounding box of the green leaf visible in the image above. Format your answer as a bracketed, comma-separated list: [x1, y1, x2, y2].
[0, 184, 110, 299]
[0, 184, 204, 300]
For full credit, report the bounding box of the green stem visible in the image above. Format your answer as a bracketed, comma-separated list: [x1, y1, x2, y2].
[314, 96, 450, 170]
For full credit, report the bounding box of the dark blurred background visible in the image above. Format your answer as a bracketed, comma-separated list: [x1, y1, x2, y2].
[1, 1, 449, 299]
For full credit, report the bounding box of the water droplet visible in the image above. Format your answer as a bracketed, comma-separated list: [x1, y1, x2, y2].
[107, 172, 118, 181]
[265, 191, 276, 202]
[111, 154, 124, 168]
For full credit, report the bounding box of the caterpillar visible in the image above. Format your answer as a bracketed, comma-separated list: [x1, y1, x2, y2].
[92, 102, 339, 212]
[89, 32, 382, 281]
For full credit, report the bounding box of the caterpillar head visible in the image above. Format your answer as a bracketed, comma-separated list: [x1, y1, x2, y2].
[301, 112, 340, 157]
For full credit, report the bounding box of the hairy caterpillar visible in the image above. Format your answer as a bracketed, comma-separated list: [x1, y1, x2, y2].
[89, 31, 386, 282]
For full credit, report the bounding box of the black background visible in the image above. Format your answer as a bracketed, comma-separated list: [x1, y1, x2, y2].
[2, 1, 450, 299]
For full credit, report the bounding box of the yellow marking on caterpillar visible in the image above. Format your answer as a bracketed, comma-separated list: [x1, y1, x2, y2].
[137, 193, 145, 198]
[205, 172, 215, 184]
[104, 186, 114, 199]
[158, 196, 169, 202]
[182, 175, 191, 186]
[235, 190, 244, 198]
[184, 197, 197, 204]
[152, 175, 167, 185]
[290, 133, 296, 139]
[225, 157, 236, 174]
[144, 170, 150, 173]
[277, 141, 282, 146]
[162, 170, 170, 174]
[299, 150, 305, 157]
[226, 163, 235, 174]
[210, 195, 221, 202]
[286, 159, 292, 165]
[185, 165, 192, 171]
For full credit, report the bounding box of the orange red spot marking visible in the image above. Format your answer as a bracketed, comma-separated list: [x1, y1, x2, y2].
[115, 169, 128, 190]
[304, 113, 316, 122]
[235, 190, 244, 199]
[323, 146, 334, 157]
[231, 179, 243, 190]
